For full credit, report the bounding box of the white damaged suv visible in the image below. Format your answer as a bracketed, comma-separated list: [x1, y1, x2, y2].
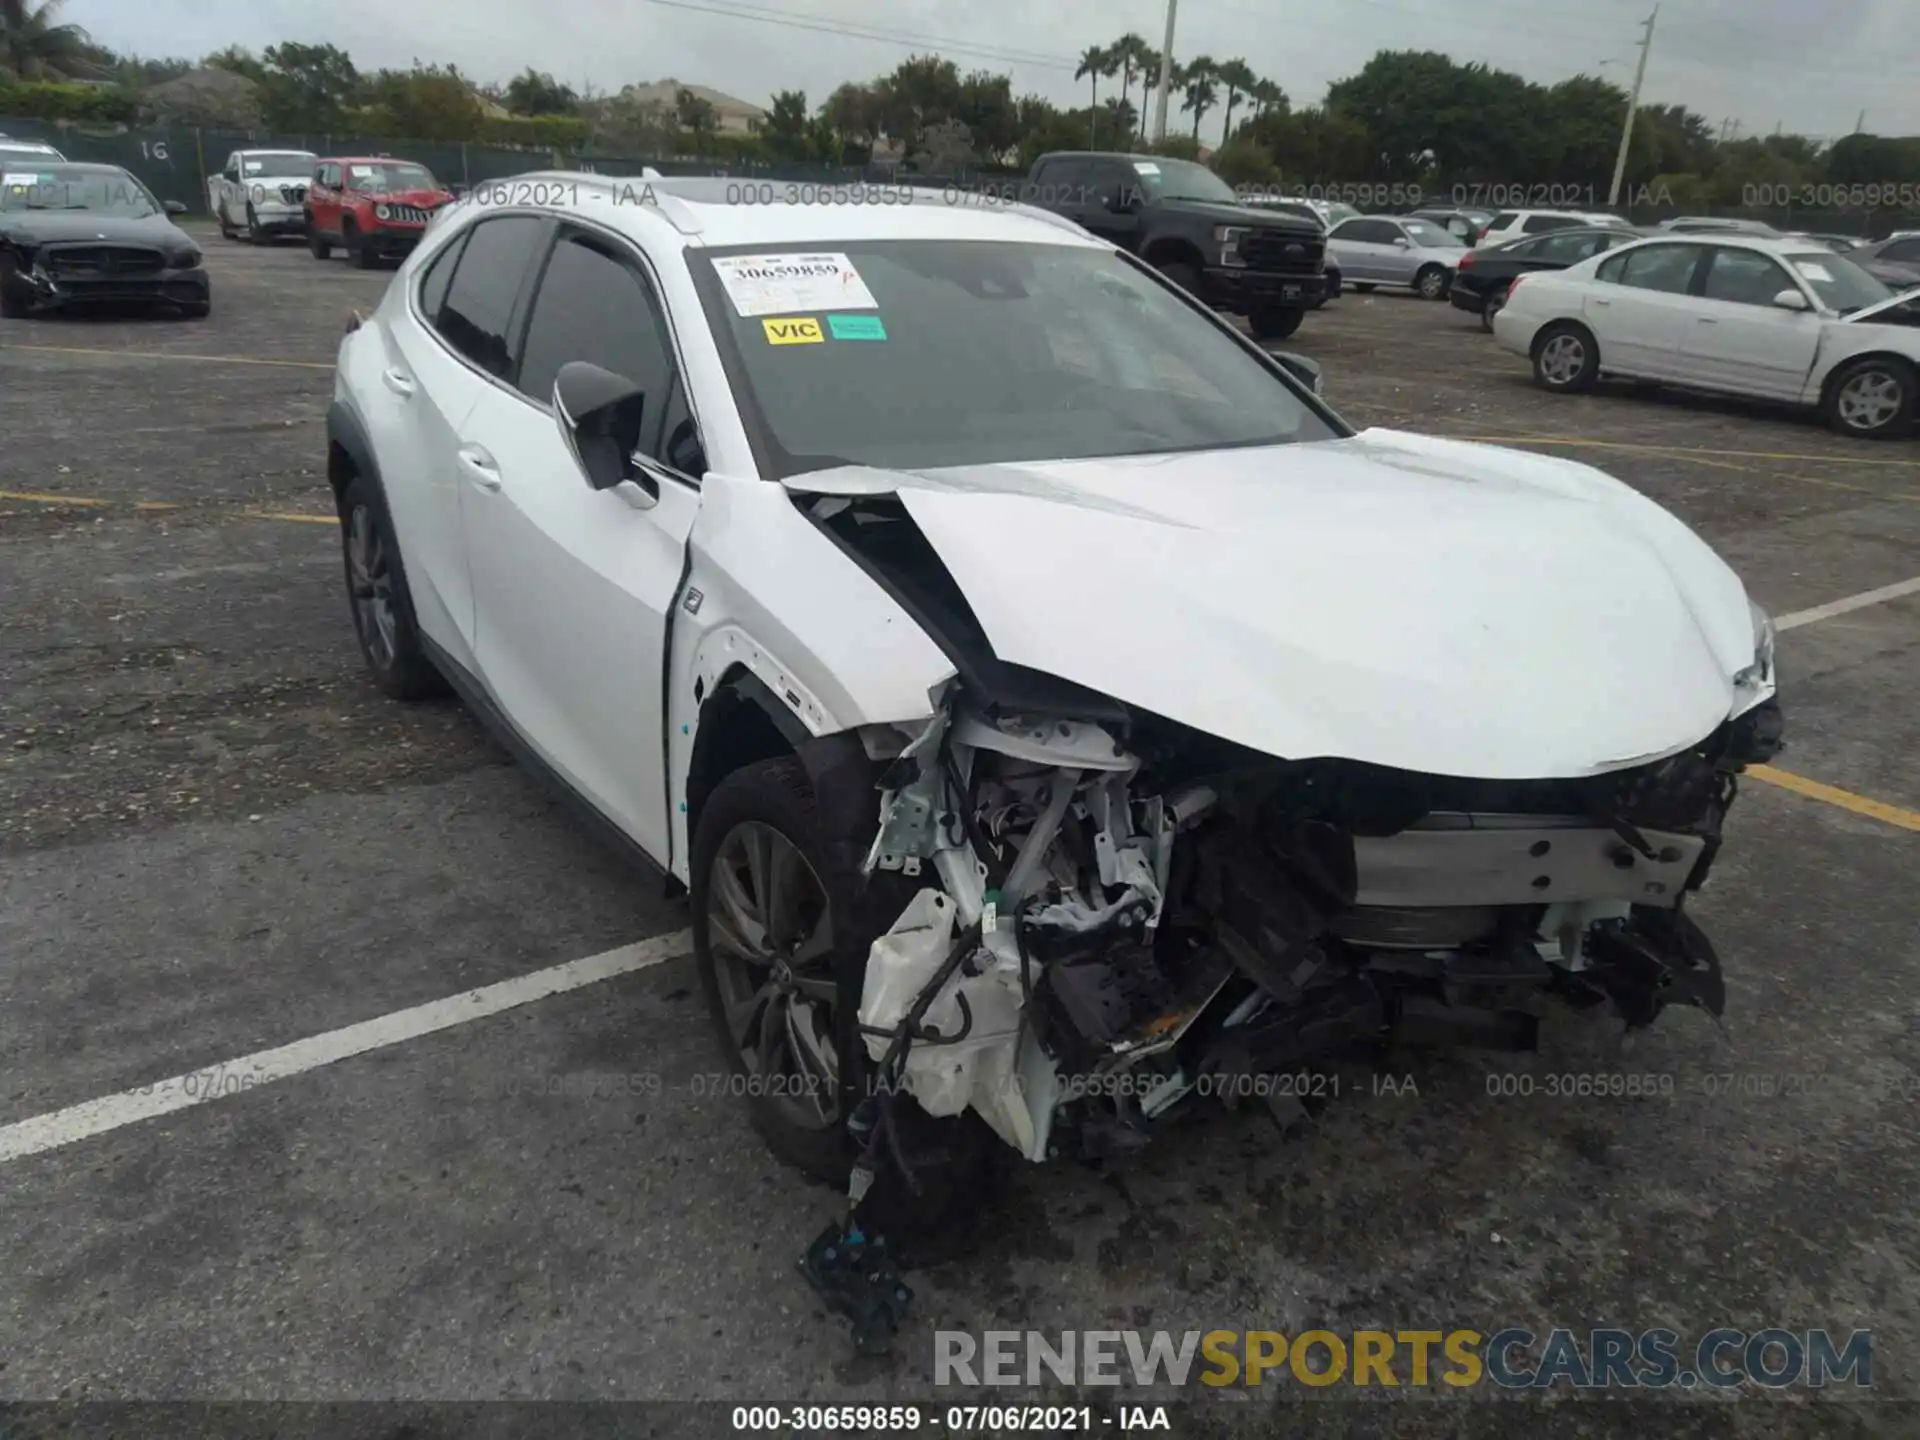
[326, 174, 1784, 1209]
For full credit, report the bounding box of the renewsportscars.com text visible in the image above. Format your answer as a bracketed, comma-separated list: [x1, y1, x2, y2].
[935, 1327, 1873, 1389]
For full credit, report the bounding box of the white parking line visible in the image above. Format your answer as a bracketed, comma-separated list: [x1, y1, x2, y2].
[0, 931, 691, 1165]
[1776, 575, 1920, 632]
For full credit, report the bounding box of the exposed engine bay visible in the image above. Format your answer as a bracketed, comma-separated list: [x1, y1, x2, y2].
[851, 690, 1785, 1165]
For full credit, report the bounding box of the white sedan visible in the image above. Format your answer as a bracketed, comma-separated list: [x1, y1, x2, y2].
[325, 175, 1782, 1244]
[1494, 232, 1920, 439]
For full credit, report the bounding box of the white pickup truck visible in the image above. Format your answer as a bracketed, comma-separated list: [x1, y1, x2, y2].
[208, 148, 317, 242]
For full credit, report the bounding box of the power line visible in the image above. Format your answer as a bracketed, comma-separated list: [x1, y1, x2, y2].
[632, 0, 1080, 72]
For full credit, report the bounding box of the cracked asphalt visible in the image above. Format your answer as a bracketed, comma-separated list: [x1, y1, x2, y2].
[2, 224, 1917, 1438]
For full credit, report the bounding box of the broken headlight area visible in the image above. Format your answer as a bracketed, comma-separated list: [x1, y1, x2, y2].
[851, 695, 1772, 1169]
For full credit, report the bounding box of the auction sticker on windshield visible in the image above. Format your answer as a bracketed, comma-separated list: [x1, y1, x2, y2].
[2, 173, 42, 187]
[714, 253, 878, 317]
[1794, 261, 1835, 283]
[762, 316, 825, 345]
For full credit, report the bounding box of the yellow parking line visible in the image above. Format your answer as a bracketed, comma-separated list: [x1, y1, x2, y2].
[0, 489, 111, 507]
[1453, 435, 1920, 469]
[1748, 765, 1920, 833]
[250, 511, 337, 525]
[0, 344, 332, 371]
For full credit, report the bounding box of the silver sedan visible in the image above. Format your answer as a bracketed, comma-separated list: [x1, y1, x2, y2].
[1326, 215, 1468, 299]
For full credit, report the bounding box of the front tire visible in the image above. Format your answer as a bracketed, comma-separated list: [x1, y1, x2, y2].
[1531, 321, 1600, 393]
[690, 756, 997, 1228]
[245, 204, 265, 244]
[1155, 258, 1203, 296]
[0, 262, 27, 319]
[1249, 307, 1304, 341]
[692, 758, 856, 1185]
[338, 475, 446, 700]
[1825, 356, 1917, 440]
[1416, 264, 1450, 300]
[347, 220, 378, 270]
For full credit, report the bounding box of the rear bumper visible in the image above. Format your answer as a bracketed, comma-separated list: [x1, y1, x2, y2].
[1203, 266, 1329, 312]
[1449, 281, 1488, 314]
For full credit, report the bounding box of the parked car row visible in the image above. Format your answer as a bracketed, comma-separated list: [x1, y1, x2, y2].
[1492, 231, 1920, 438]
[208, 149, 458, 269]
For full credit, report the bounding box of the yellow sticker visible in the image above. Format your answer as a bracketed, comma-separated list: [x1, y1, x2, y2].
[762, 316, 824, 346]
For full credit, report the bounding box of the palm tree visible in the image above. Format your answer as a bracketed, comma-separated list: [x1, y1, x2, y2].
[1075, 44, 1113, 146]
[1, 0, 92, 79]
[1214, 58, 1257, 143]
[1108, 32, 1149, 133]
[1249, 77, 1288, 121]
[1136, 46, 1163, 139]
[1178, 57, 1219, 143]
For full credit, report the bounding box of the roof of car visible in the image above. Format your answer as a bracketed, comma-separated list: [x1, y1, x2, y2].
[322, 155, 431, 165]
[439, 171, 1103, 250]
[5, 160, 129, 175]
[1610, 232, 1833, 256]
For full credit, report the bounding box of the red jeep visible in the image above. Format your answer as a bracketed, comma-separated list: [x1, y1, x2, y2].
[305, 156, 455, 268]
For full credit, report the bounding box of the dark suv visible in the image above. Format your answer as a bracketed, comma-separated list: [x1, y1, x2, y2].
[1021, 151, 1327, 340]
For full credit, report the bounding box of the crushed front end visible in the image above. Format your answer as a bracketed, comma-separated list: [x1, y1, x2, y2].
[849, 687, 1784, 1167]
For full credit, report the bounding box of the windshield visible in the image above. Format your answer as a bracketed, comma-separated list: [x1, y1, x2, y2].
[1325, 202, 1360, 227]
[344, 162, 435, 193]
[243, 152, 315, 178]
[1788, 252, 1897, 314]
[1136, 158, 1238, 205]
[691, 240, 1337, 479]
[1401, 219, 1463, 248]
[0, 167, 158, 216]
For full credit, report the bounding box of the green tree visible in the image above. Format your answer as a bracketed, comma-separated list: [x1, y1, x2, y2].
[762, 88, 810, 160]
[822, 80, 882, 160]
[362, 62, 483, 140]
[874, 54, 962, 155]
[675, 87, 717, 153]
[505, 68, 577, 116]
[1107, 32, 1150, 133]
[957, 68, 1019, 163]
[202, 44, 264, 83]
[1074, 43, 1118, 147]
[1248, 77, 1287, 121]
[257, 42, 360, 133]
[1177, 57, 1218, 143]
[1135, 47, 1162, 139]
[1, 0, 90, 79]
[1213, 58, 1257, 143]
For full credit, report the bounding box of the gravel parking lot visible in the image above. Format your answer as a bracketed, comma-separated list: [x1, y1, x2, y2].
[2, 227, 1917, 1436]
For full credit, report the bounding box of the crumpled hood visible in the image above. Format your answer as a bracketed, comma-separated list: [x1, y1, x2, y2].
[0, 211, 190, 249]
[787, 429, 1760, 779]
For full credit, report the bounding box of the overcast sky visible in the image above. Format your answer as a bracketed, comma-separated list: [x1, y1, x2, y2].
[73, 0, 1917, 143]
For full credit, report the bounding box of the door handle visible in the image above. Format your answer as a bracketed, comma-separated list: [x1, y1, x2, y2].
[457, 444, 502, 492]
[382, 367, 414, 398]
[1697, 317, 1718, 325]
[1590, 297, 1611, 306]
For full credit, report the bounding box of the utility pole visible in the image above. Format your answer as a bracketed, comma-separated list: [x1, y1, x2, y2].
[1153, 0, 1178, 145]
[1854, 109, 1867, 134]
[1607, 4, 1658, 209]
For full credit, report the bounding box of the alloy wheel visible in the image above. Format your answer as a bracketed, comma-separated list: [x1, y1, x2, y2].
[1836, 369, 1903, 432]
[1539, 334, 1586, 385]
[346, 504, 397, 669]
[705, 820, 841, 1130]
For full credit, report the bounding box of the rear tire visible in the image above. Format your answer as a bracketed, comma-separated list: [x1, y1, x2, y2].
[1416, 264, 1449, 300]
[1824, 356, 1917, 440]
[217, 206, 236, 240]
[338, 474, 447, 701]
[1249, 307, 1305, 341]
[1480, 285, 1510, 332]
[1531, 321, 1600, 393]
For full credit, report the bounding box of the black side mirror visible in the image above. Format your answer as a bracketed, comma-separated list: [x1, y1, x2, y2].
[164, 200, 188, 215]
[1270, 350, 1323, 395]
[554, 361, 656, 505]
